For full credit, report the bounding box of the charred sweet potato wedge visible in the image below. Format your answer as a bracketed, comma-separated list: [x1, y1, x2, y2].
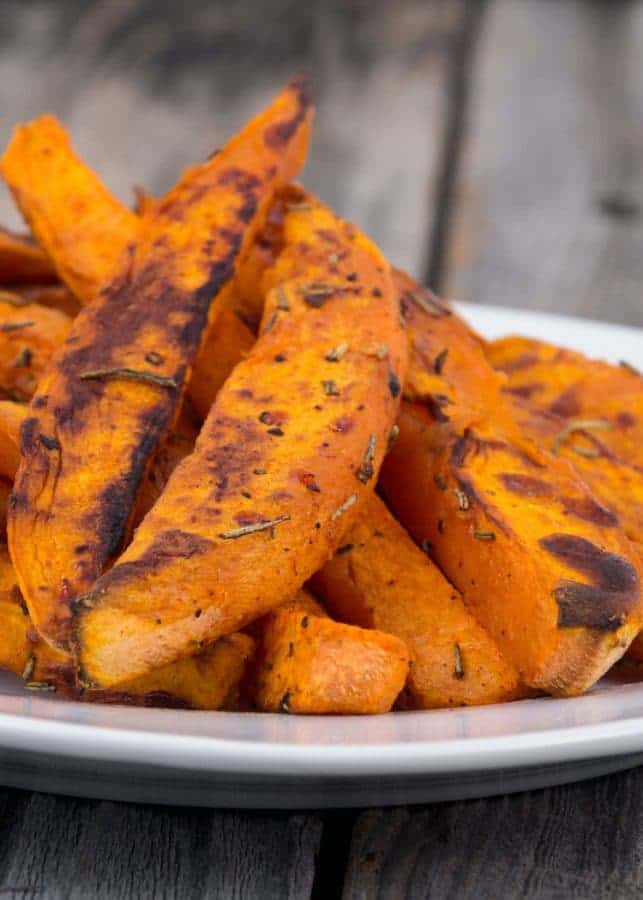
[0, 546, 254, 708]
[486, 336, 643, 468]
[0, 296, 71, 400]
[379, 272, 642, 696]
[0, 226, 57, 284]
[73, 189, 407, 688]
[249, 590, 410, 714]
[6, 80, 313, 651]
[312, 493, 525, 708]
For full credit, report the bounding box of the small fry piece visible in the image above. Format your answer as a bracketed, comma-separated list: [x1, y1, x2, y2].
[312, 493, 525, 708]
[250, 591, 410, 714]
[6, 80, 313, 651]
[0, 296, 71, 399]
[74, 190, 407, 688]
[380, 270, 642, 696]
[0, 226, 57, 284]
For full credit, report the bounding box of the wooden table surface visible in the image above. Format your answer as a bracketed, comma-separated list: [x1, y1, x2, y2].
[0, 1, 641, 897]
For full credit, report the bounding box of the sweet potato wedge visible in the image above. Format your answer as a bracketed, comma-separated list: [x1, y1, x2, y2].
[73, 189, 407, 688]
[486, 336, 643, 468]
[249, 589, 409, 714]
[312, 493, 525, 707]
[6, 80, 313, 651]
[0, 296, 71, 400]
[0, 400, 26, 479]
[380, 271, 642, 696]
[0, 545, 254, 708]
[0, 226, 57, 284]
[2, 119, 138, 300]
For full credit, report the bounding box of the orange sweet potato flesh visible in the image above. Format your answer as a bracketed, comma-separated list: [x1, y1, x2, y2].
[73, 189, 407, 688]
[380, 271, 642, 696]
[0, 296, 71, 400]
[8, 284, 80, 317]
[2, 118, 138, 300]
[312, 493, 525, 708]
[250, 590, 410, 714]
[0, 226, 57, 284]
[5, 81, 313, 652]
[486, 336, 643, 468]
[0, 400, 26, 478]
[0, 545, 254, 708]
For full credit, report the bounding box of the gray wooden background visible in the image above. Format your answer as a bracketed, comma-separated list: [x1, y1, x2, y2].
[0, 1, 641, 898]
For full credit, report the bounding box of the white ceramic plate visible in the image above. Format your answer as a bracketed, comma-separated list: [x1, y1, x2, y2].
[0, 304, 641, 809]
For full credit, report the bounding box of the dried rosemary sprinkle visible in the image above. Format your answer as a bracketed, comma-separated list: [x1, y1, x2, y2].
[410, 289, 449, 319]
[434, 348, 449, 374]
[570, 444, 601, 459]
[551, 419, 612, 455]
[276, 286, 290, 311]
[453, 487, 469, 511]
[79, 368, 178, 389]
[473, 530, 495, 541]
[387, 424, 400, 451]
[327, 253, 340, 266]
[0, 320, 34, 332]
[263, 312, 278, 334]
[356, 434, 377, 484]
[433, 473, 447, 491]
[0, 291, 28, 307]
[25, 681, 55, 692]
[619, 360, 640, 376]
[145, 351, 164, 366]
[21, 655, 35, 682]
[453, 643, 465, 679]
[322, 379, 340, 396]
[280, 691, 292, 712]
[219, 515, 290, 540]
[366, 342, 389, 359]
[325, 342, 349, 362]
[286, 201, 312, 212]
[420, 539, 432, 555]
[331, 492, 358, 521]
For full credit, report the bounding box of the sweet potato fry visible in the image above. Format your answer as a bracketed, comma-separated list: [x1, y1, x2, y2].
[312, 493, 525, 708]
[73, 189, 407, 688]
[0, 296, 71, 400]
[2, 119, 138, 299]
[380, 271, 642, 696]
[249, 590, 410, 714]
[0, 545, 254, 708]
[0, 226, 57, 284]
[486, 336, 643, 467]
[6, 80, 313, 651]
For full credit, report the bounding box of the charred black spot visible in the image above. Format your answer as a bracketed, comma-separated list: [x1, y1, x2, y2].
[388, 371, 401, 398]
[450, 433, 475, 468]
[560, 495, 619, 528]
[425, 393, 452, 423]
[216, 167, 261, 192]
[20, 416, 39, 455]
[540, 533, 639, 630]
[263, 77, 311, 148]
[499, 473, 552, 497]
[505, 383, 544, 400]
[549, 386, 581, 418]
[32, 395, 48, 409]
[39, 434, 60, 451]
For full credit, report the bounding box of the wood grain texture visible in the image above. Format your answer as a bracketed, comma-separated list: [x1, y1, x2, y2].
[0, 790, 322, 899]
[0, 0, 462, 276]
[446, 0, 643, 326]
[343, 767, 643, 900]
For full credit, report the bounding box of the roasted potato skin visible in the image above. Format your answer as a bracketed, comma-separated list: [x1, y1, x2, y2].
[7, 81, 313, 652]
[379, 271, 642, 696]
[312, 493, 526, 708]
[74, 190, 407, 688]
[250, 590, 410, 714]
[0, 226, 57, 285]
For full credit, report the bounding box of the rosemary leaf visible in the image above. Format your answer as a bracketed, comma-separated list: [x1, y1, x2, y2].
[356, 434, 377, 484]
[325, 342, 349, 362]
[331, 493, 358, 521]
[220, 515, 290, 540]
[79, 368, 178, 389]
[453, 487, 469, 511]
[0, 321, 34, 332]
[453, 643, 465, 679]
[551, 419, 612, 455]
[473, 530, 495, 541]
[434, 348, 449, 374]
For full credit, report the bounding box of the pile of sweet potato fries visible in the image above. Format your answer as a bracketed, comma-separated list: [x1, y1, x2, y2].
[0, 78, 639, 713]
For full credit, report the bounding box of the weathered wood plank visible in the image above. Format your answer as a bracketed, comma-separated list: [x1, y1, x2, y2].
[0, 0, 462, 276]
[0, 791, 322, 899]
[343, 766, 643, 900]
[445, 0, 643, 326]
